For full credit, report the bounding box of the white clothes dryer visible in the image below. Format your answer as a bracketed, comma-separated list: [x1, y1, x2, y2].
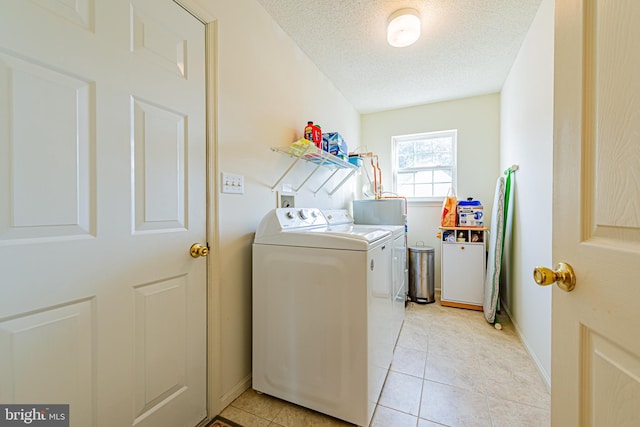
[323, 209, 406, 354]
[252, 208, 392, 427]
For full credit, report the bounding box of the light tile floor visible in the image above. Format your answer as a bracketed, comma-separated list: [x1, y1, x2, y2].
[220, 296, 550, 427]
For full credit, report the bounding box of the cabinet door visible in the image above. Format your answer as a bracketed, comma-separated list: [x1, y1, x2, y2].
[441, 243, 484, 305]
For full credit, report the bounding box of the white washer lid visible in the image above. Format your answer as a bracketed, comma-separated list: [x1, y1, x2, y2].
[354, 224, 405, 238]
[323, 209, 405, 238]
[270, 227, 390, 250]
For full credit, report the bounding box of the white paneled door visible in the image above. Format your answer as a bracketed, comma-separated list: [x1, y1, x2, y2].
[0, 1, 207, 426]
[553, 0, 640, 425]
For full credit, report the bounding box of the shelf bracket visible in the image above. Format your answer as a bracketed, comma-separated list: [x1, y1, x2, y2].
[313, 168, 342, 195]
[270, 145, 315, 191]
[328, 168, 357, 196]
[293, 156, 328, 192]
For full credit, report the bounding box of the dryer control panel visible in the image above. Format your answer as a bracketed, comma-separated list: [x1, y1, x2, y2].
[276, 208, 327, 229]
[322, 209, 353, 226]
[255, 208, 328, 243]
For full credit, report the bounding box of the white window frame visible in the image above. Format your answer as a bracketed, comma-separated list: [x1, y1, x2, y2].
[391, 130, 457, 202]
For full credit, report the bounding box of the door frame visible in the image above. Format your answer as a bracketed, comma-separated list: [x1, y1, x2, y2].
[173, 0, 222, 420]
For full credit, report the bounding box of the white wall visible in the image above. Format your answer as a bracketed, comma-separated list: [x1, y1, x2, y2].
[361, 94, 500, 289]
[500, 0, 554, 386]
[198, 0, 361, 407]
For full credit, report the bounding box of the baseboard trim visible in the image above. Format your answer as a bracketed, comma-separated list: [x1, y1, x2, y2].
[219, 374, 252, 410]
[502, 305, 551, 392]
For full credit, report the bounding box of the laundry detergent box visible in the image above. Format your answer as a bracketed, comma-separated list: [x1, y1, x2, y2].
[321, 132, 348, 160]
[457, 198, 483, 227]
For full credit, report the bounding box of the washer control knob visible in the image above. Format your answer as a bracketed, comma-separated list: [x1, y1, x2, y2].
[286, 211, 295, 219]
[298, 209, 308, 220]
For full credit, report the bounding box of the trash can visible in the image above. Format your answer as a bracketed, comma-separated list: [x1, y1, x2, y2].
[408, 245, 435, 304]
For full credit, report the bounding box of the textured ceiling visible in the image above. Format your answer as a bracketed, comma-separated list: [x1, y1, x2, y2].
[255, 0, 543, 113]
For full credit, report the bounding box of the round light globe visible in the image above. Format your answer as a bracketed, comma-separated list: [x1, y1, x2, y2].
[387, 9, 421, 48]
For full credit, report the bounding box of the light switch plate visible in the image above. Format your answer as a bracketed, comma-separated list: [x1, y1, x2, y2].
[222, 172, 244, 194]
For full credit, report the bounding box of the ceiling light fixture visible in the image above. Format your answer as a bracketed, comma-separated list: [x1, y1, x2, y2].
[387, 8, 421, 48]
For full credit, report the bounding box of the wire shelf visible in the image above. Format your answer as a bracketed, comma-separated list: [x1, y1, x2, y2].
[270, 145, 358, 195]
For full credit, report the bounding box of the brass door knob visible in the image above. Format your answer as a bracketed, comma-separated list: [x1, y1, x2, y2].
[533, 262, 576, 292]
[190, 243, 209, 258]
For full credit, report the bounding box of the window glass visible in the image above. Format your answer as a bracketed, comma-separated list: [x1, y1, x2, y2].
[392, 130, 457, 200]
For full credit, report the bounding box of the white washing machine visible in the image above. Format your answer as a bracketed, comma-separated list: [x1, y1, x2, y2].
[252, 208, 393, 427]
[323, 209, 406, 351]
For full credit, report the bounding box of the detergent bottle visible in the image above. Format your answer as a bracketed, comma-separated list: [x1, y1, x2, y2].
[304, 121, 322, 149]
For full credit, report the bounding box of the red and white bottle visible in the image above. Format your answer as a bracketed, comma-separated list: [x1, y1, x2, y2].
[304, 121, 322, 149]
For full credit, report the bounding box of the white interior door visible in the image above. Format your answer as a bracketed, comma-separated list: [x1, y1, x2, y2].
[552, 0, 640, 425]
[0, 1, 207, 426]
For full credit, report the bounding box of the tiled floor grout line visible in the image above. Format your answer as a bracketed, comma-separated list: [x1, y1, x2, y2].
[483, 390, 496, 427]
[270, 403, 284, 425]
[415, 334, 428, 426]
[416, 379, 425, 426]
[470, 329, 496, 427]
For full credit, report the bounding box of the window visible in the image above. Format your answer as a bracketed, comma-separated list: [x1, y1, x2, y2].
[392, 130, 457, 200]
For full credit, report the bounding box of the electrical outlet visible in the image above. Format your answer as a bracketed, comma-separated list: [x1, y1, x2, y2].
[280, 194, 295, 208]
[222, 172, 244, 194]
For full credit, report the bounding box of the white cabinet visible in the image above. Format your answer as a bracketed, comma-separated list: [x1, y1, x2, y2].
[440, 228, 487, 310]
